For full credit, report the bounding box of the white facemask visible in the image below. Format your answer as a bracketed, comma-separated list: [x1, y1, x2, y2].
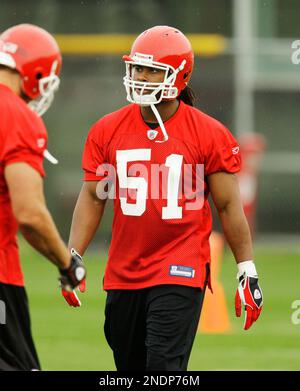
[28, 60, 60, 117]
[28, 60, 60, 165]
[123, 53, 186, 106]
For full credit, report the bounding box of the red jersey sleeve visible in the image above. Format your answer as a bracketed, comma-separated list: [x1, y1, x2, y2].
[2, 117, 47, 177]
[204, 121, 241, 176]
[82, 121, 107, 181]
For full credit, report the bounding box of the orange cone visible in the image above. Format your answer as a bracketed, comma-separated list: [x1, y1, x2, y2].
[198, 231, 231, 333]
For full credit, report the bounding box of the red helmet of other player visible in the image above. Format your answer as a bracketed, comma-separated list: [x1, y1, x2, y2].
[123, 25, 194, 106]
[0, 23, 62, 116]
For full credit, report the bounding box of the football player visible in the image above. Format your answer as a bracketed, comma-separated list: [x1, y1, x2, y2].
[67, 26, 263, 370]
[0, 24, 86, 370]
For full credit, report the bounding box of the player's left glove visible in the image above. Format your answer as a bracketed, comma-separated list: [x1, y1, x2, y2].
[59, 248, 86, 307]
[235, 260, 263, 330]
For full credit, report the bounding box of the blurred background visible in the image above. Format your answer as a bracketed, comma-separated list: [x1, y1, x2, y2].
[1, 0, 300, 370]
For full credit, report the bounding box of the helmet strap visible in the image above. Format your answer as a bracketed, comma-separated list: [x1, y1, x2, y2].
[150, 103, 169, 143]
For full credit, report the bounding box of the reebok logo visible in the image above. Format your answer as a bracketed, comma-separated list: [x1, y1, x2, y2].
[254, 289, 262, 300]
[75, 267, 86, 281]
[232, 146, 240, 155]
[37, 138, 46, 148]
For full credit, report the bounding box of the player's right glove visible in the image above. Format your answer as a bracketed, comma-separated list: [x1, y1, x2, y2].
[59, 248, 86, 307]
[235, 260, 263, 330]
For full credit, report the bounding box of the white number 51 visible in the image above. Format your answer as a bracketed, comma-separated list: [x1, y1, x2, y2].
[116, 149, 183, 219]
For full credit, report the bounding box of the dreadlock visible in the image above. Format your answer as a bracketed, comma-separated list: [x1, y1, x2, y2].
[178, 86, 196, 107]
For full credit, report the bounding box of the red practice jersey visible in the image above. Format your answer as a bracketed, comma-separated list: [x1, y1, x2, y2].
[0, 84, 47, 286]
[83, 101, 241, 290]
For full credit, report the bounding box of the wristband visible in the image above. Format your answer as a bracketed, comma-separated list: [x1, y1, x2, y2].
[237, 260, 258, 277]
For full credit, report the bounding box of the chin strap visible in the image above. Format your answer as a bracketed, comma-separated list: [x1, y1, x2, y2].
[43, 149, 58, 165]
[150, 103, 169, 143]
[148, 59, 186, 143]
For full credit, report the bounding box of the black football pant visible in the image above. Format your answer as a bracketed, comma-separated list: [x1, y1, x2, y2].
[104, 281, 208, 371]
[0, 282, 40, 371]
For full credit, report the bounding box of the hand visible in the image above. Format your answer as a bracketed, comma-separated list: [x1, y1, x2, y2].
[61, 278, 86, 307]
[235, 261, 263, 330]
[59, 248, 86, 307]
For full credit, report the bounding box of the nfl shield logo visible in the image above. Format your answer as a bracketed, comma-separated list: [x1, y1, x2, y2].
[147, 130, 158, 140]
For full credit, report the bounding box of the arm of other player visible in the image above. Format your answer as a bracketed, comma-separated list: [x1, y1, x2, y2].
[4, 162, 86, 295]
[5, 162, 71, 269]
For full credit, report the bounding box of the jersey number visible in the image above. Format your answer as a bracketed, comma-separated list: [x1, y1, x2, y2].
[116, 149, 183, 219]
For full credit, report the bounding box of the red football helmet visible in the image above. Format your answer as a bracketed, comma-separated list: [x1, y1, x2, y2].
[123, 26, 194, 106]
[0, 24, 62, 116]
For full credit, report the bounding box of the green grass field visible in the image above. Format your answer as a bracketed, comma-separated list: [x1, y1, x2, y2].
[20, 240, 300, 371]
